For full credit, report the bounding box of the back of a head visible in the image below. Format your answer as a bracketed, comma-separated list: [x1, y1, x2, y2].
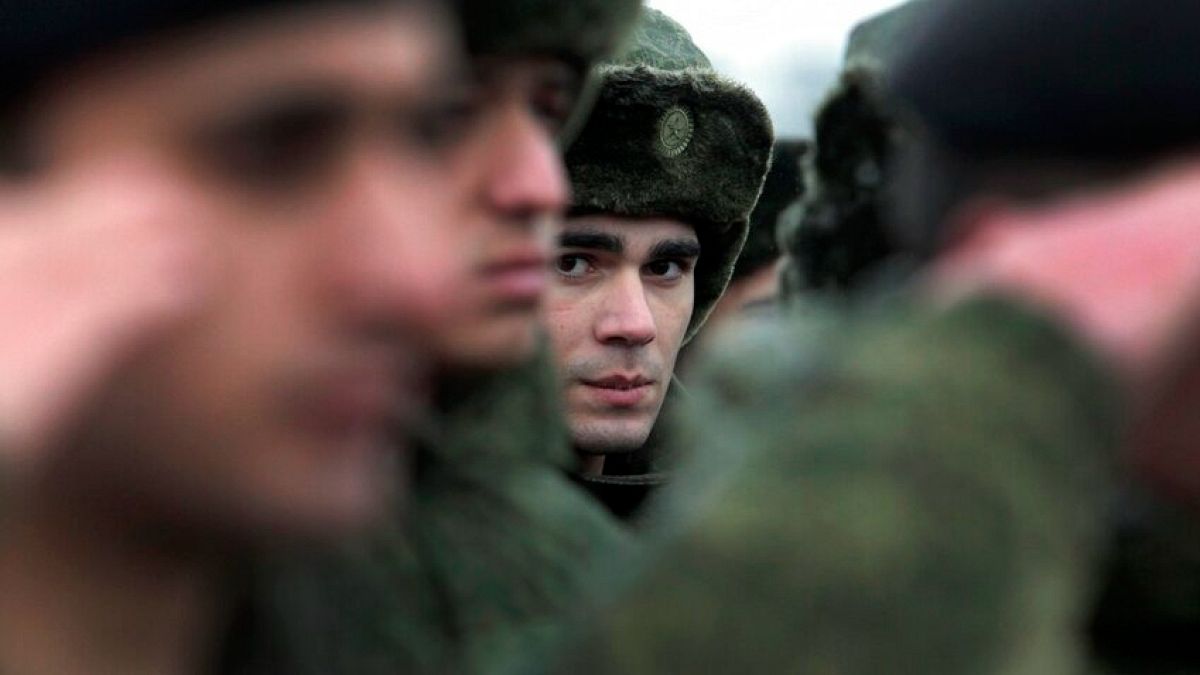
[891, 0, 1200, 161]
[888, 0, 1200, 254]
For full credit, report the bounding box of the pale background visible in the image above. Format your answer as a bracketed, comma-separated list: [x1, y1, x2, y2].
[647, 0, 905, 138]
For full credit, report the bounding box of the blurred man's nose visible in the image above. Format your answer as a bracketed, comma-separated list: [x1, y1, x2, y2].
[594, 269, 656, 347]
[481, 102, 570, 223]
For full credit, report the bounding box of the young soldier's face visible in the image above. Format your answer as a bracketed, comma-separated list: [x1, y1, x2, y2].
[420, 57, 576, 370]
[545, 215, 698, 454]
[19, 3, 469, 536]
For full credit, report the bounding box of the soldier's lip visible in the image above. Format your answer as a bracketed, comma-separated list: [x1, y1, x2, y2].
[582, 375, 656, 390]
[580, 376, 654, 408]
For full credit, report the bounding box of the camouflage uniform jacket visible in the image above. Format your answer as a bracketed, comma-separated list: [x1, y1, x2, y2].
[250, 346, 633, 674]
[552, 296, 1122, 674]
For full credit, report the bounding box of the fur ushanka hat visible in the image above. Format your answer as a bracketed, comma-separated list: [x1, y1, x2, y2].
[564, 8, 775, 343]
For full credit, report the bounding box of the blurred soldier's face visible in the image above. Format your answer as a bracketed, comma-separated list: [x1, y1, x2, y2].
[545, 216, 697, 454]
[420, 57, 575, 370]
[17, 3, 471, 536]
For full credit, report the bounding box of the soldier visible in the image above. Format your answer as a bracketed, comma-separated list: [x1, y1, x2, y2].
[0, 1, 491, 673]
[542, 0, 1200, 672]
[255, 3, 650, 674]
[545, 8, 774, 519]
[887, 1, 1200, 671]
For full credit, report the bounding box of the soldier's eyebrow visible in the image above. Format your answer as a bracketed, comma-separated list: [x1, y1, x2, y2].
[559, 229, 624, 253]
[649, 238, 701, 260]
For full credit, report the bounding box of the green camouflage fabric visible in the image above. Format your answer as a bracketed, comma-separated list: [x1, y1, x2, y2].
[1089, 487, 1200, 675]
[254, 347, 633, 674]
[551, 295, 1121, 674]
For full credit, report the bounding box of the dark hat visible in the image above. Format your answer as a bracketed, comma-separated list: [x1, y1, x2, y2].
[565, 9, 775, 343]
[456, 0, 641, 70]
[781, 66, 903, 295]
[0, 1, 359, 106]
[454, 0, 643, 145]
[889, 0, 1200, 160]
[734, 139, 808, 281]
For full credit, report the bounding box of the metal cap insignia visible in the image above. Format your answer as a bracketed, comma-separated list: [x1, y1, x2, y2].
[656, 106, 694, 158]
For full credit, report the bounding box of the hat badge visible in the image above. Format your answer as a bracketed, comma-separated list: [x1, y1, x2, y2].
[657, 106, 694, 158]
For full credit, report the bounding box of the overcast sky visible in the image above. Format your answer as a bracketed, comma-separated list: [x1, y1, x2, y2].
[647, 0, 905, 137]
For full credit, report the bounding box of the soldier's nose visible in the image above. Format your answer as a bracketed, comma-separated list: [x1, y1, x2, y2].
[595, 270, 656, 347]
[482, 103, 570, 224]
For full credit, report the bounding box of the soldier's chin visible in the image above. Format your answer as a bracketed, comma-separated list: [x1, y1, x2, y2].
[432, 313, 540, 370]
[569, 418, 653, 455]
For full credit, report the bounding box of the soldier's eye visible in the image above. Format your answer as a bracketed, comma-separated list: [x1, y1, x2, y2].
[400, 86, 484, 153]
[644, 259, 688, 282]
[555, 254, 593, 279]
[197, 97, 349, 192]
[531, 82, 578, 135]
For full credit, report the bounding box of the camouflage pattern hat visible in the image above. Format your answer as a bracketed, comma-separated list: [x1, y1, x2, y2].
[565, 8, 775, 343]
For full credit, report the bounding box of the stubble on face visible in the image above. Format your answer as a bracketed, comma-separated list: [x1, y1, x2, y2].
[562, 354, 668, 453]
